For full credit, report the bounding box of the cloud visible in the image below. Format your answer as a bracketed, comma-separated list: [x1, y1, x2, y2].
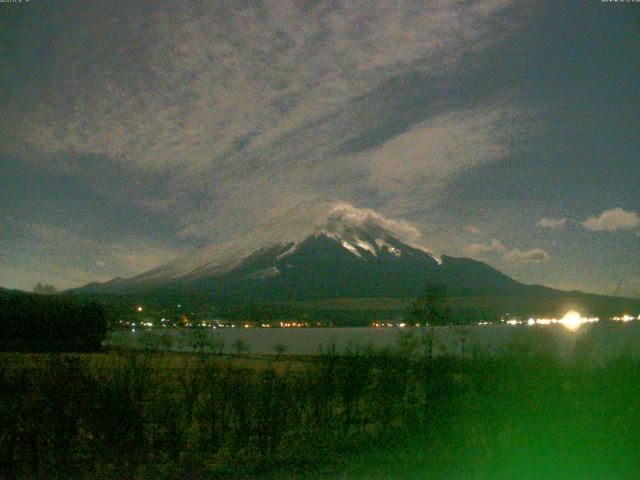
[1, 0, 532, 287]
[17, 222, 181, 287]
[326, 202, 425, 245]
[0, 262, 115, 292]
[503, 248, 550, 264]
[108, 244, 181, 274]
[11, 1, 517, 165]
[536, 217, 567, 230]
[466, 225, 481, 234]
[461, 238, 550, 266]
[2, 0, 521, 233]
[491, 239, 508, 253]
[347, 105, 515, 212]
[583, 208, 639, 231]
[24, 223, 70, 242]
[461, 239, 506, 257]
[178, 222, 215, 240]
[179, 199, 434, 256]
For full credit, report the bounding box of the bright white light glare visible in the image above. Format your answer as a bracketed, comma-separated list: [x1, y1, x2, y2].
[560, 310, 583, 330]
[502, 312, 618, 328]
[558, 310, 598, 330]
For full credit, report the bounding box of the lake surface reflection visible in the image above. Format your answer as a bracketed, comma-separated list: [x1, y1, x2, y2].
[108, 322, 640, 363]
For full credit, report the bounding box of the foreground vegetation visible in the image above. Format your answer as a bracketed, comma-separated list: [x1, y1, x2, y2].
[2, 329, 640, 479]
[0, 290, 107, 352]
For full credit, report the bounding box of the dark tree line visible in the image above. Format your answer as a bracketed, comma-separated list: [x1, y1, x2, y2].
[0, 291, 107, 352]
[410, 284, 453, 326]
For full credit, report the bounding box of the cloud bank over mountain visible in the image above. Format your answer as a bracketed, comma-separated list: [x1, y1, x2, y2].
[1, 1, 638, 297]
[3, 0, 521, 233]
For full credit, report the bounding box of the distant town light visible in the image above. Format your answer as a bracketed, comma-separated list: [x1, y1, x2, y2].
[559, 310, 593, 330]
[136, 306, 143, 312]
[561, 311, 581, 330]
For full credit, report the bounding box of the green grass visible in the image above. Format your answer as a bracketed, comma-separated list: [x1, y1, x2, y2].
[1, 337, 640, 479]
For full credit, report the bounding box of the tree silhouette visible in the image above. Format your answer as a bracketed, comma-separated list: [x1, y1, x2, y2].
[0, 291, 107, 351]
[33, 282, 57, 295]
[410, 284, 452, 326]
[232, 339, 249, 356]
[273, 343, 288, 359]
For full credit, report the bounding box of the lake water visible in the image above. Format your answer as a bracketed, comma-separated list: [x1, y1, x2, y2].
[107, 322, 640, 363]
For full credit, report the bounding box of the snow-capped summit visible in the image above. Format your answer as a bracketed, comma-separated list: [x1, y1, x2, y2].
[75, 200, 524, 299]
[257, 199, 441, 262]
[124, 200, 441, 286]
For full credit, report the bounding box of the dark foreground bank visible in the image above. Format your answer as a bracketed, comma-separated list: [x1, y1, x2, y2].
[1, 337, 639, 479]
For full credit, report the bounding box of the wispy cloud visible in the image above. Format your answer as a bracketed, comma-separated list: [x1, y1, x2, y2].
[345, 105, 516, 213]
[461, 239, 506, 257]
[503, 248, 550, 265]
[461, 238, 549, 266]
[4, 0, 521, 230]
[583, 208, 639, 232]
[16, 222, 181, 288]
[1, 0, 531, 287]
[536, 217, 568, 230]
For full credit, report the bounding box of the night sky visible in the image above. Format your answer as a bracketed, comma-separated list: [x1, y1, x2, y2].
[1, 0, 638, 296]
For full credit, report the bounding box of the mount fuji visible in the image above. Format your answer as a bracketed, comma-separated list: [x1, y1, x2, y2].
[74, 201, 639, 317]
[77, 200, 528, 298]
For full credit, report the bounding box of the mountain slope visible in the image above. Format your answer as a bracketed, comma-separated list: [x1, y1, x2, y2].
[73, 201, 639, 316]
[83, 200, 444, 293]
